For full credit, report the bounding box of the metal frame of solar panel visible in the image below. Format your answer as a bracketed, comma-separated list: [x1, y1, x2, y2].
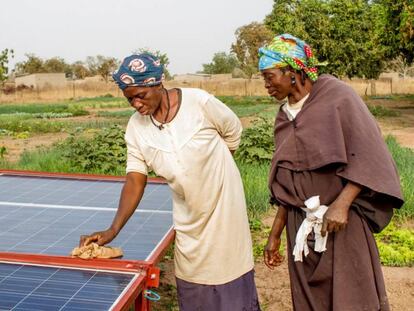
[0, 170, 175, 311]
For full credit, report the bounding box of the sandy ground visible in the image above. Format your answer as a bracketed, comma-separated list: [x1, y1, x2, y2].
[153, 210, 414, 311]
[153, 249, 414, 311]
[0, 132, 68, 162]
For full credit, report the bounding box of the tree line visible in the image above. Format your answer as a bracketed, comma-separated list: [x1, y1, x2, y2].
[1, 0, 413, 84]
[0, 49, 170, 84]
[203, 0, 414, 79]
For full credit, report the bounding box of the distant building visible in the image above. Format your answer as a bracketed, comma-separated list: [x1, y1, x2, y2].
[15, 73, 67, 90]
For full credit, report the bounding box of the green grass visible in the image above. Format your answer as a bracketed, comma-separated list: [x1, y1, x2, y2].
[0, 103, 88, 116]
[218, 96, 274, 105]
[1, 143, 126, 176]
[0, 116, 67, 133]
[236, 161, 269, 220]
[96, 110, 135, 118]
[218, 96, 276, 118]
[229, 104, 275, 118]
[69, 119, 128, 130]
[367, 104, 400, 117]
[386, 136, 414, 220]
[0, 147, 72, 173]
[71, 96, 128, 109]
[369, 94, 414, 101]
[0, 115, 126, 134]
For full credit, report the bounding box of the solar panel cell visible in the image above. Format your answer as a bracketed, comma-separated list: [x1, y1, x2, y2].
[0, 262, 136, 311]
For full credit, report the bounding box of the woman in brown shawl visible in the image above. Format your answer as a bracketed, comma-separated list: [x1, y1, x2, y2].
[258, 34, 404, 311]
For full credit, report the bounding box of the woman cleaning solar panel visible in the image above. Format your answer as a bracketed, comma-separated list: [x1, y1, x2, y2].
[79, 53, 261, 311]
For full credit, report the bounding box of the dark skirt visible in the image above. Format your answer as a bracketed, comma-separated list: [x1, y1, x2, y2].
[176, 270, 261, 311]
[286, 207, 389, 311]
[272, 166, 390, 311]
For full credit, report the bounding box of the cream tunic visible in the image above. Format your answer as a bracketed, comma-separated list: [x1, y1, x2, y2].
[125, 88, 254, 284]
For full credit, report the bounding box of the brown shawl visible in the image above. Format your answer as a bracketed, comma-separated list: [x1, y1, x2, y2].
[269, 74, 404, 231]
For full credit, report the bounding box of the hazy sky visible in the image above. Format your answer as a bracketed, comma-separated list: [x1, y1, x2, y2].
[1, 0, 274, 75]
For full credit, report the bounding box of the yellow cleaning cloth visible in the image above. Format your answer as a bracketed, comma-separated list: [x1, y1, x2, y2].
[71, 243, 123, 259]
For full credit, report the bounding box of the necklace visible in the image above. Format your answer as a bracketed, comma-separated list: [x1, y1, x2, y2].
[150, 88, 170, 130]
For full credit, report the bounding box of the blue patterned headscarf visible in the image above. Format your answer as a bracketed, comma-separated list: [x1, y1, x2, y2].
[258, 34, 319, 81]
[112, 53, 164, 90]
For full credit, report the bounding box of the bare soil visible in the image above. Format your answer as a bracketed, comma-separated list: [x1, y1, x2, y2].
[154, 210, 414, 311]
[0, 132, 68, 162]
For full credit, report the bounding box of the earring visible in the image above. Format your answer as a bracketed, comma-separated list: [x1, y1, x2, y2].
[291, 75, 296, 85]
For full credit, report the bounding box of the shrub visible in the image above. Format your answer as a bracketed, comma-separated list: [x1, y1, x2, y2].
[235, 117, 274, 165]
[62, 124, 126, 174]
[367, 104, 399, 118]
[376, 222, 414, 266]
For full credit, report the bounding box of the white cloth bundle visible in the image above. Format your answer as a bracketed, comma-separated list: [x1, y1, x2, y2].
[293, 195, 329, 262]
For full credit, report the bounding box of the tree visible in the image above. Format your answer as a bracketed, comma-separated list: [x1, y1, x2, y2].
[231, 22, 274, 77]
[15, 54, 45, 75]
[71, 61, 90, 79]
[85, 56, 99, 76]
[85, 55, 119, 82]
[202, 52, 240, 74]
[264, 0, 386, 79]
[133, 48, 172, 80]
[384, 55, 414, 78]
[0, 49, 14, 84]
[43, 57, 69, 74]
[97, 56, 119, 82]
[373, 0, 414, 65]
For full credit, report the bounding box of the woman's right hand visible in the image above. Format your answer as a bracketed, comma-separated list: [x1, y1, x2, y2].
[79, 228, 117, 247]
[264, 235, 284, 269]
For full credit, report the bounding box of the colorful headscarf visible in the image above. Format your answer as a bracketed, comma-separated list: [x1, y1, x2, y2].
[258, 34, 319, 81]
[112, 53, 164, 90]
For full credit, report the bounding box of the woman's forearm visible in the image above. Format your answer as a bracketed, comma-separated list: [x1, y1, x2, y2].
[333, 181, 363, 211]
[269, 205, 288, 238]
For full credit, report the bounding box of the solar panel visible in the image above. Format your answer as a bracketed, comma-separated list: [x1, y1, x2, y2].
[0, 261, 139, 311]
[0, 172, 174, 310]
[0, 175, 173, 260]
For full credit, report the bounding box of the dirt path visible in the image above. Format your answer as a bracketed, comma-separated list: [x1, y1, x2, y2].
[379, 121, 414, 149]
[255, 260, 414, 311]
[0, 132, 69, 162]
[154, 254, 414, 311]
[153, 207, 414, 310]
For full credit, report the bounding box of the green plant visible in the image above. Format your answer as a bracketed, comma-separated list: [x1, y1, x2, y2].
[367, 104, 400, 117]
[62, 124, 126, 174]
[217, 96, 274, 106]
[235, 117, 274, 165]
[14, 131, 30, 139]
[0, 146, 7, 158]
[0, 117, 66, 133]
[97, 110, 135, 119]
[238, 161, 270, 219]
[376, 222, 414, 266]
[5, 147, 73, 173]
[0, 103, 88, 116]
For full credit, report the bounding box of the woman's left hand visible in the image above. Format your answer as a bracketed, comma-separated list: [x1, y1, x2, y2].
[321, 181, 363, 237]
[321, 201, 350, 237]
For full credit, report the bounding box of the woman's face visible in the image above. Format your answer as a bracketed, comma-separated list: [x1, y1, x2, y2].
[261, 67, 292, 101]
[123, 85, 163, 115]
